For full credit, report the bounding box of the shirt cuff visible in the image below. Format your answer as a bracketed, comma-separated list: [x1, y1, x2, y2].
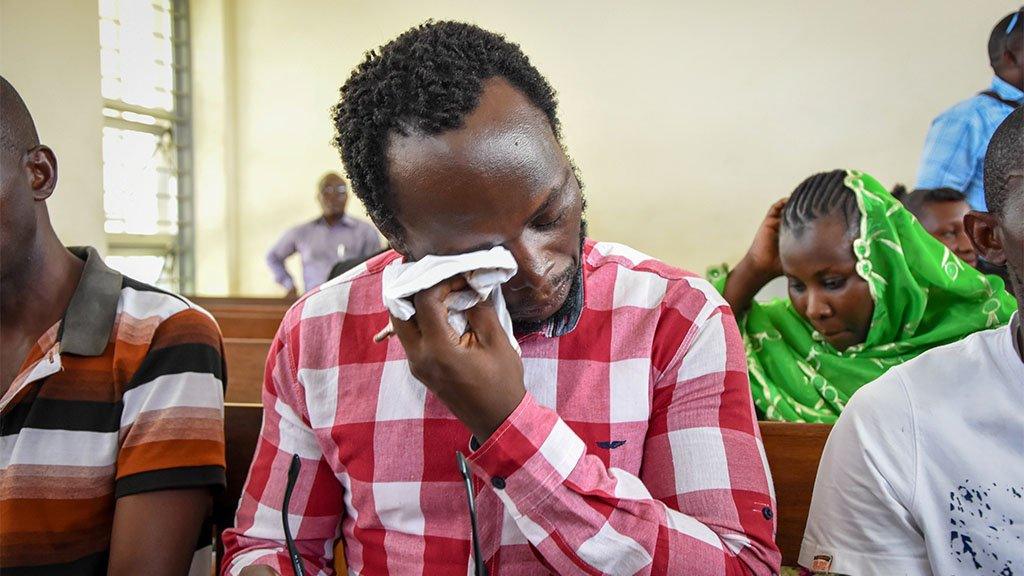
[115, 464, 226, 498]
[799, 538, 931, 575]
[227, 549, 296, 576]
[466, 392, 586, 514]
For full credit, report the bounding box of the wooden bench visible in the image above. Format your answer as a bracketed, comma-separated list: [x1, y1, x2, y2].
[217, 404, 831, 568]
[187, 296, 291, 340]
[759, 422, 832, 565]
[223, 338, 272, 403]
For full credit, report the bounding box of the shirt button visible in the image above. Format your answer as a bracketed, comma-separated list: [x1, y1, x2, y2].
[762, 506, 774, 520]
[491, 476, 506, 490]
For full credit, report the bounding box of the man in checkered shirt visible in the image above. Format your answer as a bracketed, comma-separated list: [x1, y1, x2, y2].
[223, 21, 781, 576]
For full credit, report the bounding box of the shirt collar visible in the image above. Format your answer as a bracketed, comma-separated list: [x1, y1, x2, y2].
[59, 247, 123, 356]
[990, 76, 1024, 102]
[318, 214, 354, 228]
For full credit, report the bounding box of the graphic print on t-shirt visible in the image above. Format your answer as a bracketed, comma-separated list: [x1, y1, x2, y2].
[948, 479, 1022, 575]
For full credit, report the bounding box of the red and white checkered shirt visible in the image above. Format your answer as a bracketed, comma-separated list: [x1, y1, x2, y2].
[222, 240, 781, 575]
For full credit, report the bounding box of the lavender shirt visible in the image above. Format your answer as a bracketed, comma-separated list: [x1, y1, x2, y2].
[266, 215, 381, 292]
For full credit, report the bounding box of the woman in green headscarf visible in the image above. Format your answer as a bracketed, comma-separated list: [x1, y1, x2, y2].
[709, 169, 1016, 423]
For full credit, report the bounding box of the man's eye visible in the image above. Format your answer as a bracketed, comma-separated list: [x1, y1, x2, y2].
[788, 280, 806, 293]
[533, 211, 565, 230]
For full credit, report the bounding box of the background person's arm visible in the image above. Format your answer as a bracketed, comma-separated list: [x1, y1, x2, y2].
[108, 488, 212, 576]
[267, 228, 300, 294]
[359, 222, 383, 259]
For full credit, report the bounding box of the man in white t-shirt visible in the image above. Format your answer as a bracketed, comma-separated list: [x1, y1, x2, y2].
[800, 107, 1024, 575]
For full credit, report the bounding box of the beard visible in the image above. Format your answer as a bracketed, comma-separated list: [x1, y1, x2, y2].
[511, 218, 587, 335]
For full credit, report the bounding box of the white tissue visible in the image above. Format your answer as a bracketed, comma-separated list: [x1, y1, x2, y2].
[381, 247, 520, 353]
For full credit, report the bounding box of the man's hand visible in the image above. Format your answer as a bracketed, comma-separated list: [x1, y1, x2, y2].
[239, 566, 282, 576]
[390, 276, 526, 441]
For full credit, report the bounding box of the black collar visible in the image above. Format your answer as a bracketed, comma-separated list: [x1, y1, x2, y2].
[59, 247, 123, 356]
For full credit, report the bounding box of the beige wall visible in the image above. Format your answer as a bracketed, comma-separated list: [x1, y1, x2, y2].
[4, 1, 1013, 295]
[0, 0, 106, 253]
[196, 0, 1017, 296]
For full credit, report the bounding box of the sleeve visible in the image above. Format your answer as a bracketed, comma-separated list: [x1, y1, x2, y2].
[915, 108, 983, 193]
[798, 369, 929, 575]
[467, 280, 781, 575]
[116, 307, 226, 497]
[267, 228, 299, 291]
[220, 317, 345, 576]
[359, 223, 382, 259]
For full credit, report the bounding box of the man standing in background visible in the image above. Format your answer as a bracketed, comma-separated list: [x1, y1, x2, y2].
[266, 172, 381, 295]
[916, 8, 1022, 211]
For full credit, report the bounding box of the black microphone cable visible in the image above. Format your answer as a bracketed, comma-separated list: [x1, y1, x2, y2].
[457, 451, 488, 576]
[283, 454, 307, 576]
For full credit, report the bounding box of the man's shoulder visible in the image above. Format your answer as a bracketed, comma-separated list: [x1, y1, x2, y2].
[585, 240, 727, 314]
[281, 249, 399, 328]
[932, 91, 1000, 127]
[852, 325, 1010, 418]
[118, 276, 217, 329]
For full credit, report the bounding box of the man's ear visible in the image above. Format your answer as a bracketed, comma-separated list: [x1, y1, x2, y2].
[24, 145, 57, 201]
[964, 210, 1006, 266]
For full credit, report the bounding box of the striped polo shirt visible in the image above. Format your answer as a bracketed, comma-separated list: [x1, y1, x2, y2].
[0, 247, 227, 575]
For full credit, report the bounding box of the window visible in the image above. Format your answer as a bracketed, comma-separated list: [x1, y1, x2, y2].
[99, 0, 193, 291]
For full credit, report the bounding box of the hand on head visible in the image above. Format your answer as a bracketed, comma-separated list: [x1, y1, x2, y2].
[742, 198, 788, 280]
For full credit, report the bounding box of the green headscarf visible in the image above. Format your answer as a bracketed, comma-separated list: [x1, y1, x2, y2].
[708, 170, 1016, 423]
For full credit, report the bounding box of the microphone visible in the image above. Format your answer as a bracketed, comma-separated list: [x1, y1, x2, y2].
[457, 451, 488, 576]
[283, 454, 306, 576]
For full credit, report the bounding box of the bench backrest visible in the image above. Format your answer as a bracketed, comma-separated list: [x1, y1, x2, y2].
[217, 404, 830, 567]
[187, 296, 290, 339]
[223, 338, 272, 403]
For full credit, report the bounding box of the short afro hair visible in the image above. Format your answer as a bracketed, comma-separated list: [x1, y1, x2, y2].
[893, 186, 967, 219]
[332, 21, 560, 243]
[989, 8, 1024, 65]
[984, 105, 1023, 215]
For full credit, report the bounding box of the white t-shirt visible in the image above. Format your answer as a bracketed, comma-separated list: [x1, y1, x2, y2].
[800, 315, 1024, 576]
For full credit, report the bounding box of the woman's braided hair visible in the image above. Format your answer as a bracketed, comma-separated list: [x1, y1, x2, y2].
[781, 169, 861, 238]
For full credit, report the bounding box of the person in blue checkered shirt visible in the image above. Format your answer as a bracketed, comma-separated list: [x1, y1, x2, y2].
[916, 9, 1022, 211]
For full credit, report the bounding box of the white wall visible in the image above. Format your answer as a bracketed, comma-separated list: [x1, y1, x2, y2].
[0, 0, 106, 253]
[198, 0, 1016, 296]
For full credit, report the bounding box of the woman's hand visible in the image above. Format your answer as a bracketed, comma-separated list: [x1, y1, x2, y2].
[743, 198, 787, 280]
[722, 198, 788, 315]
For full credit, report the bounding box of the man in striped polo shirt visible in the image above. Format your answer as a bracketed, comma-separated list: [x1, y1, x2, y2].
[0, 76, 227, 575]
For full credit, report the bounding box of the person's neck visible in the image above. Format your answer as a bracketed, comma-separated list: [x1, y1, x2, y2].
[995, 70, 1024, 92]
[323, 213, 344, 226]
[0, 229, 84, 341]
